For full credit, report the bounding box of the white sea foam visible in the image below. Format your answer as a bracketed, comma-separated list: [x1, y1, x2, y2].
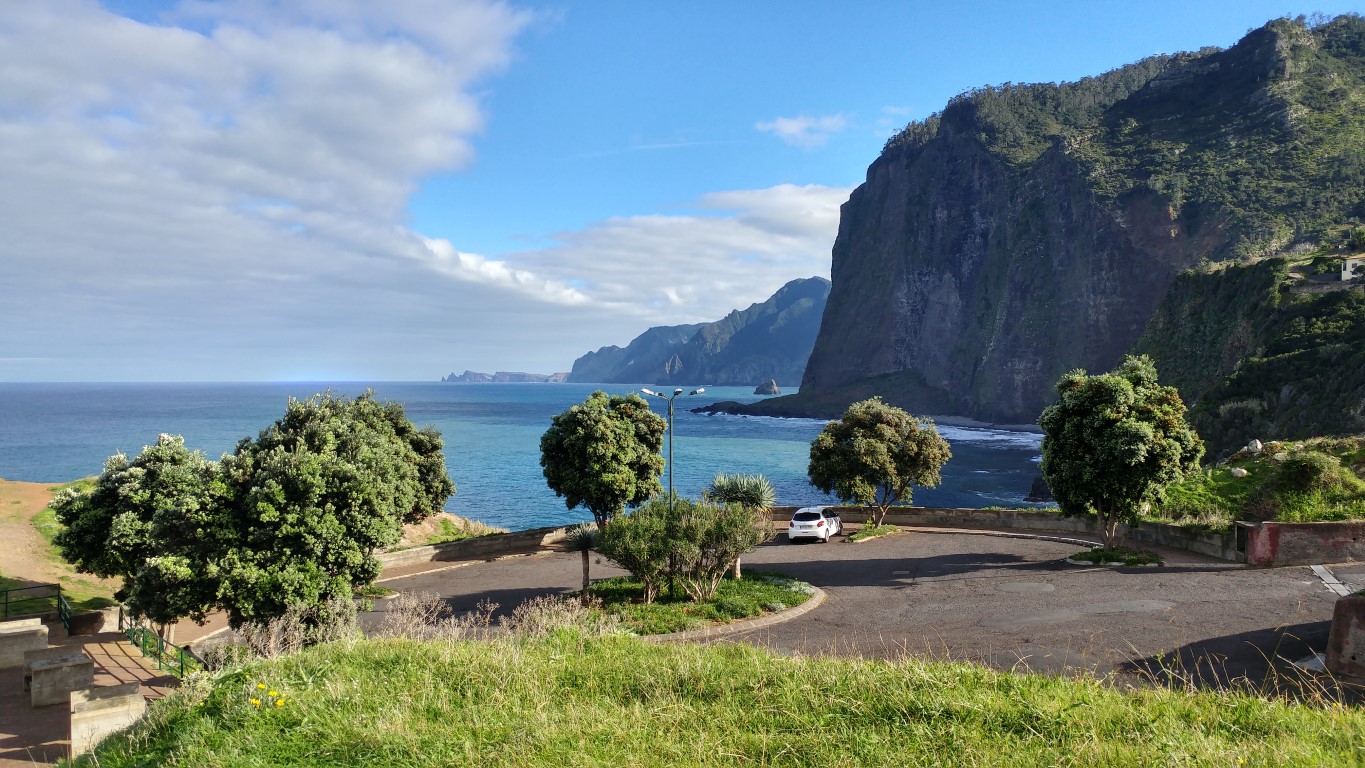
[937, 425, 1043, 449]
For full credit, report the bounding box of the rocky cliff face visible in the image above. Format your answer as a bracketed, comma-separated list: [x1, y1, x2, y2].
[793, 16, 1365, 424]
[568, 277, 830, 386]
[567, 324, 705, 384]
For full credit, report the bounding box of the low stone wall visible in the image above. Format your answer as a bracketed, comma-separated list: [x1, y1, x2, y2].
[0, 617, 49, 669]
[768, 506, 1242, 561]
[1241, 520, 1365, 567]
[67, 606, 122, 636]
[378, 525, 570, 570]
[70, 682, 146, 758]
[1124, 521, 1242, 561]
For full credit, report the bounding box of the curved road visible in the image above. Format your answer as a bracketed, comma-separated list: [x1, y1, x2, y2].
[372, 529, 1342, 688]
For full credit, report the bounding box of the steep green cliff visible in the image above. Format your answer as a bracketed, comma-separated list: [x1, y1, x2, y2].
[1137, 256, 1365, 456]
[769, 15, 1365, 433]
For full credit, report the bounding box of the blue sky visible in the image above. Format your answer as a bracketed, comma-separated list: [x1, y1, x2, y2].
[3, 1, 1360, 381]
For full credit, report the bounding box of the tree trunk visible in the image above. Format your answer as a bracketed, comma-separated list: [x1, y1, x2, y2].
[1100, 509, 1120, 548]
[733, 556, 741, 579]
[580, 549, 591, 604]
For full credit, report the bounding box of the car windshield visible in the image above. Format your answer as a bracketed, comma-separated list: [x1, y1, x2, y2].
[792, 511, 822, 522]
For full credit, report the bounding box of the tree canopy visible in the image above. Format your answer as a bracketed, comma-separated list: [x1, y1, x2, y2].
[539, 391, 666, 526]
[52, 391, 455, 629]
[807, 398, 952, 525]
[53, 434, 227, 625]
[1039, 355, 1204, 547]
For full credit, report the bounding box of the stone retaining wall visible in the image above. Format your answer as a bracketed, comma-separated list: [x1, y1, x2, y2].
[378, 525, 569, 569]
[1241, 520, 1365, 566]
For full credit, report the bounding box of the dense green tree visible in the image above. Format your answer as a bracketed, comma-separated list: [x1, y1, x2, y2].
[539, 391, 667, 526]
[807, 398, 952, 526]
[53, 391, 456, 630]
[1039, 355, 1204, 547]
[214, 391, 454, 627]
[52, 434, 228, 626]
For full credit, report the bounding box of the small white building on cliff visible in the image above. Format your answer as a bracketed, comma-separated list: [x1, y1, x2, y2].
[1343, 255, 1365, 281]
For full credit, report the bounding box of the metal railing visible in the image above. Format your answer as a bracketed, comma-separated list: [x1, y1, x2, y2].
[118, 610, 202, 678]
[1, 583, 66, 631]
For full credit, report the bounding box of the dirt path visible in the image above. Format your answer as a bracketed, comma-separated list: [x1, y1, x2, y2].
[0, 478, 117, 594]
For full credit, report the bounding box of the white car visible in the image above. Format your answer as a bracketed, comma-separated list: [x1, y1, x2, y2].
[787, 506, 842, 543]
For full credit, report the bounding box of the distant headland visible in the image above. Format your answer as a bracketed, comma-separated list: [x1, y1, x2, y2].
[441, 370, 569, 383]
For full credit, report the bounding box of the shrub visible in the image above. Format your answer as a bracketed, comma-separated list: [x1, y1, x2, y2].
[1275, 451, 1358, 493]
[1069, 546, 1163, 566]
[595, 501, 672, 603]
[671, 499, 774, 602]
[238, 598, 359, 659]
[597, 497, 774, 603]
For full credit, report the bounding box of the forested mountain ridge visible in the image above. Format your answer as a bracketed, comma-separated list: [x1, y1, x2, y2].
[567, 277, 830, 387]
[748, 15, 1365, 442]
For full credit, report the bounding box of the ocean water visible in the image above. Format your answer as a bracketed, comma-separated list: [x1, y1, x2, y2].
[0, 382, 1046, 531]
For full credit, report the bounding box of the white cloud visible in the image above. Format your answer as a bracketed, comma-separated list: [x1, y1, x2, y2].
[507, 184, 851, 325]
[0, 2, 851, 380]
[755, 114, 848, 149]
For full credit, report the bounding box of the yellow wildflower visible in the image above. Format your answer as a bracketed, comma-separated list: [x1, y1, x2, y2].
[256, 683, 266, 690]
[274, 698, 285, 707]
[250, 698, 260, 707]
[268, 690, 278, 697]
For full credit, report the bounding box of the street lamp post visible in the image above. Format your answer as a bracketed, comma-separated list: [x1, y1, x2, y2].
[640, 387, 705, 510]
[641, 386, 704, 601]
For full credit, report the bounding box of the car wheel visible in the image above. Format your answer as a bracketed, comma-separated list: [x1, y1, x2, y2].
[820, 530, 829, 543]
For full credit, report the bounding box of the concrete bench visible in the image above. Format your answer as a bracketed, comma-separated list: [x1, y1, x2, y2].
[0, 617, 49, 669]
[22, 646, 88, 691]
[70, 682, 146, 758]
[25, 648, 93, 707]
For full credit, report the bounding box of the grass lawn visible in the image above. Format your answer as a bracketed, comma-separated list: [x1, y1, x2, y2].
[587, 572, 815, 634]
[69, 634, 1365, 767]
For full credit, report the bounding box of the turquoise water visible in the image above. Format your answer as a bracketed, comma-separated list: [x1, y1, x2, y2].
[0, 382, 1045, 530]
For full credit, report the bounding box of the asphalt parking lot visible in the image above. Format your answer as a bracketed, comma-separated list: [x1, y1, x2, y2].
[372, 527, 1349, 692]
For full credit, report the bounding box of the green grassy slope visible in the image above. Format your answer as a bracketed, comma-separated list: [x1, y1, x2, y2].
[72, 635, 1365, 767]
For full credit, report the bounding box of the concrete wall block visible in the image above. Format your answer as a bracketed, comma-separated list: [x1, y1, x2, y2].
[1326, 595, 1365, 680]
[67, 606, 123, 636]
[1243, 521, 1365, 566]
[377, 525, 571, 569]
[0, 618, 49, 669]
[70, 682, 146, 758]
[29, 654, 94, 707]
[23, 647, 88, 691]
